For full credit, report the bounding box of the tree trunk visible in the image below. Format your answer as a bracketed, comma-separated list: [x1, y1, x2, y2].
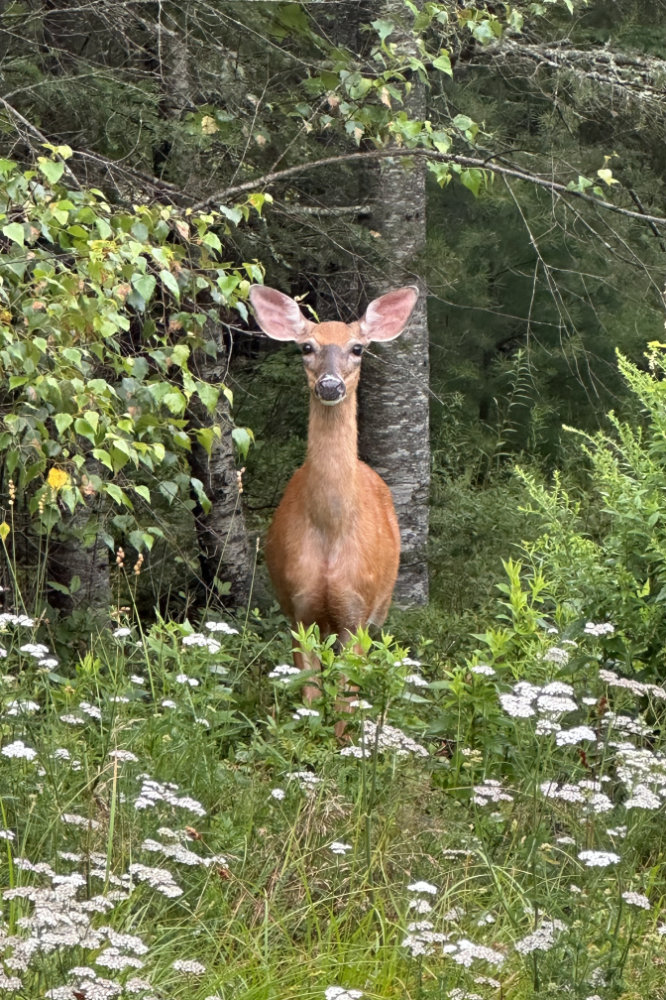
[189, 319, 253, 608]
[358, 0, 430, 606]
[47, 459, 111, 616]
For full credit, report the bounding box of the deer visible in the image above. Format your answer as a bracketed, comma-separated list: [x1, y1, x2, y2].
[248, 283, 419, 711]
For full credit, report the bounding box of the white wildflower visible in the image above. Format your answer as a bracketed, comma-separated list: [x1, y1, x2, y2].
[584, 621, 615, 637]
[325, 988, 363, 1000]
[205, 620, 239, 634]
[404, 673, 429, 687]
[622, 891, 650, 909]
[409, 899, 433, 914]
[2, 740, 37, 760]
[578, 850, 620, 867]
[292, 706, 320, 719]
[129, 863, 183, 898]
[329, 841, 352, 855]
[5, 699, 40, 716]
[112, 627, 132, 637]
[109, 750, 138, 763]
[556, 726, 597, 747]
[499, 695, 535, 718]
[361, 720, 428, 757]
[172, 959, 206, 974]
[537, 694, 578, 715]
[514, 919, 565, 955]
[175, 673, 199, 687]
[536, 719, 562, 735]
[470, 664, 495, 676]
[543, 646, 569, 666]
[182, 633, 221, 654]
[268, 663, 301, 678]
[270, 788, 285, 801]
[407, 880, 439, 894]
[472, 779, 513, 806]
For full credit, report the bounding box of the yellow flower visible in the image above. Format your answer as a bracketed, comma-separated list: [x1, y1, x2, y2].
[47, 467, 70, 490]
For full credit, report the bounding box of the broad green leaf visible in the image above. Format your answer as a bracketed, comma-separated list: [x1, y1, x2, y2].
[197, 381, 219, 412]
[134, 484, 151, 502]
[106, 483, 131, 507]
[232, 426, 254, 459]
[132, 273, 156, 302]
[37, 158, 65, 185]
[2, 222, 24, 246]
[92, 448, 113, 470]
[433, 51, 453, 76]
[54, 413, 74, 435]
[159, 269, 180, 300]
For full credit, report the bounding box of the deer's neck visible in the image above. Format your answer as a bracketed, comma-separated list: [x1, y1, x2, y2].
[303, 393, 360, 533]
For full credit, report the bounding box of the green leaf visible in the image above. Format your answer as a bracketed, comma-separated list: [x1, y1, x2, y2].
[159, 269, 180, 300]
[92, 448, 113, 470]
[2, 222, 25, 246]
[197, 381, 219, 412]
[159, 480, 179, 505]
[37, 158, 65, 185]
[432, 51, 453, 76]
[219, 205, 243, 226]
[54, 413, 73, 435]
[201, 231, 222, 252]
[134, 484, 151, 502]
[132, 273, 156, 303]
[371, 18, 394, 42]
[190, 477, 211, 514]
[232, 426, 254, 459]
[106, 483, 131, 507]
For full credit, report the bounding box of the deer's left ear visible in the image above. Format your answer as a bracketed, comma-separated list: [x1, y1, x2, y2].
[359, 286, 419, 342]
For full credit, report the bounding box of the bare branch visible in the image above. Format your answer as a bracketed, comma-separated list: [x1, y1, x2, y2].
[192, 147, 666, 227]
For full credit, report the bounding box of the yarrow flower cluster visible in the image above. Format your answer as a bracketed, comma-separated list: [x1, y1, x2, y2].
[621, 891, 650, 909]
[133, 775, 206, 816]
[181, 632, 221, 654]
[329, 841, 352, 855]
[1, 739, 37, 760]
[514, 918, 565, 955]
[324, 988, 363, 1000]
[268, 663, 301, 680]
[578, 850, 621, 868]
[471, 779, 514, 807]
[584, 621, 615, 637]
[205, 620, 239, 635]
[359, 720, 428, 757]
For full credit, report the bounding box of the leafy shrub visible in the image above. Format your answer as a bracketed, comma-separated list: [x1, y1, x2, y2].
[518, 345, 666, 680]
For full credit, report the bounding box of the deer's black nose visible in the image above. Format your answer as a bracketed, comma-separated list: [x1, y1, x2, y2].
[315, 374, 346, 404]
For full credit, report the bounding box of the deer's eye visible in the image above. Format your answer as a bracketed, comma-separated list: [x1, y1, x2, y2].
[351, 344, 364, 357]
[301, 343, 314, 355]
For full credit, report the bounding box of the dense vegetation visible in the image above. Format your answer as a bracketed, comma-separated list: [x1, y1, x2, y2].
[1, 1, 666, 998]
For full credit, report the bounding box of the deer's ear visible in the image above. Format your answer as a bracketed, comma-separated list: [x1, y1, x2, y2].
[359, 286, 419, 342]
[249, 286, 311, 341]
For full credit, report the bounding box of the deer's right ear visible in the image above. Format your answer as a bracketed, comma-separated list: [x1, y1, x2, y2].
[249, 286, 311, 341]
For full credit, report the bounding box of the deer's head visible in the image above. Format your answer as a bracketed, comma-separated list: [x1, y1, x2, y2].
[249, 285, 418, 405]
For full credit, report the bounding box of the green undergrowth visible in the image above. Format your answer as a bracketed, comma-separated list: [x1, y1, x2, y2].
[1, 585, 666, 1000]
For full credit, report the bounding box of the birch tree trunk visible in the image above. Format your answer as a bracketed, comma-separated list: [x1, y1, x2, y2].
[358, 0, 430, 607]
